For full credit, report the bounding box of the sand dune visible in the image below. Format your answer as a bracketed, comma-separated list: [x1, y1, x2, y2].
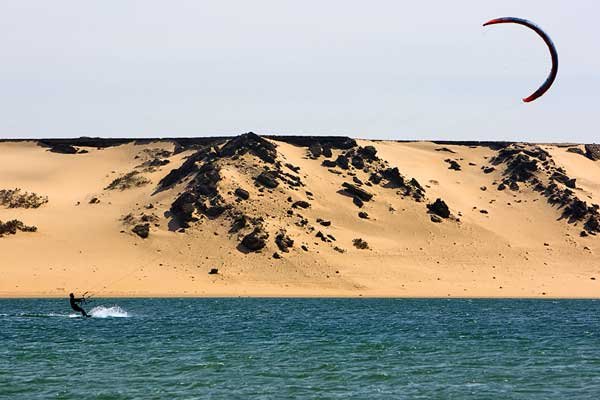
[0, 135, 598, 298]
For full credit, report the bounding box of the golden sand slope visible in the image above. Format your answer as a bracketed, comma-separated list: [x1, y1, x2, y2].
[0, 138, 598, 298]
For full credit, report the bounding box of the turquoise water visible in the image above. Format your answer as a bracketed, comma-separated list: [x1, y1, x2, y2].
[2, 299, 600, 399]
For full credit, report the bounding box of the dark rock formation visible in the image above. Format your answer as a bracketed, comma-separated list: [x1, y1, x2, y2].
[358, 211, 369, 219]
[427, 198, 450, 218]
[208, 268, 219, 274]
[322, 160, 337, 168]
[567, 147, 585, 156]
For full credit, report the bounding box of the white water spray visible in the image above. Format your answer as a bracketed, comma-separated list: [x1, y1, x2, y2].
[86, 305, 130, 318]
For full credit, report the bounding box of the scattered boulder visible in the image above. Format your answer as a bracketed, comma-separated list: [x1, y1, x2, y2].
[241, 227, 268, 251]
[342, 182, 373, 201]
[229, 215, 247, 233]
[275, 230, 294, 253]
[208, 268, 219, 274]
[445, 159, 461, 171]
[322, 146, 333, 158]
[292, 200, 311, 209]
[427, 198, 450, 219]
[352, 238, 370, 249]
[358, 211, 369, 219]
[256, 171, 279, 188]
[317, 218, 331, 227]
[381, 167, 404, 187]
[369, 173, 382, 184]
[171, 192, 197, 226]
[351, 156, 365, 169]
[285, 163, 300, 173]
[358, 145, 378, 160]
[132, 223, 150, 239]
[353, 197, 364, 208]
[89, 197, 100, 204]
[322, 159, 337, 168]
[430, 215, 442, 223]
[308, 143, 322, 158]
[234, 188, 250, 200]
[272, 252, 282, 259]
[335, 155, 349, 169]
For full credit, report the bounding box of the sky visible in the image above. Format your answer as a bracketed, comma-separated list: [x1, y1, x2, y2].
[0, 0, 599, 142]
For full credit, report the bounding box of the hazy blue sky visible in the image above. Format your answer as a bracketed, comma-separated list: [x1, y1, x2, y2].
[0, 1, 598, 141]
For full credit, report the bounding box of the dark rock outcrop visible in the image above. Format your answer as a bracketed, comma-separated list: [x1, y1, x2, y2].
[219, 132, 277, 164]
[585, 144, 600, 161]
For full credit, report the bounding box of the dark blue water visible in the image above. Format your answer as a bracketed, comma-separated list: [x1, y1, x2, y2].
[2, 299, 600, 399]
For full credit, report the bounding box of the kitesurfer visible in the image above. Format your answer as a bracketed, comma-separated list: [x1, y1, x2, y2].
[69, 293, 90, 317]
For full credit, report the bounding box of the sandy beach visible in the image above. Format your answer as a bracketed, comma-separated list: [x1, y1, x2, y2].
[1, 135, 598, 298]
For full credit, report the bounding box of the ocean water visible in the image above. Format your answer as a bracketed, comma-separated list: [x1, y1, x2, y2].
[2, 299, 600, 399]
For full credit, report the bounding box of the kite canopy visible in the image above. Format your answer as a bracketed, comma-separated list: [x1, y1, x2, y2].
[483, 17, 558, 103]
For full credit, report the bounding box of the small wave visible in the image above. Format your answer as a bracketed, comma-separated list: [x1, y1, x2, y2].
[89, 305, 129, 318]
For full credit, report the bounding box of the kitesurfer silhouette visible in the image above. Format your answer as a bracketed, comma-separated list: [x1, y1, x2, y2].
[69, 293, 90, 317]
